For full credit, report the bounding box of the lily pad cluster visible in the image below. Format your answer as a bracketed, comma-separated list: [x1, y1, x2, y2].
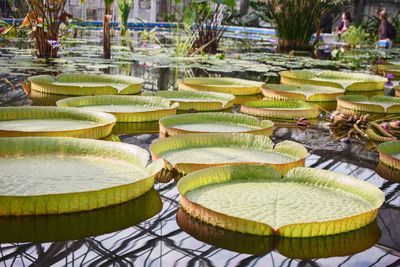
[0, 66, 386, 247]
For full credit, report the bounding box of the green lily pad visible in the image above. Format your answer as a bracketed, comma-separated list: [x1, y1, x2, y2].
[159, 112, 274, 137]
[178, 77, 263, 95]
[28, 73, 144, 95]
[261, 84, 344, 102]
[57, 95, 179, 122]
[337, 95, 400, 115]
[178, 164, 384, 237]
[280, 70, 386, 91]
[240, 100, 320, 120]
[0, 137, 163, 216]
[149, 90, 235, 111]
[150, 133, 308, 174]
[0, 106, 116, 139]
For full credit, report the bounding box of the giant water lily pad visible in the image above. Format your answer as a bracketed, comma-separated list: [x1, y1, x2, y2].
[280, 70, 387, 91]
[261, 84, 345, 102]
[28, 73, 144, 95]
[159, 113, 274, 137]
[150, 91, 235, 111]
[177, 209, 380, 257]
[0, 137, 163, 216]
[178, 77, 263, 95]
[373, 64, 400, 79]
[178, 164, 384, 237]
[377, 141, 400, 172]
[0, 107, 115, 139]
[150, 133, 308, 174]
[337, 95, 400, 115]
[395, 85, 400, 97]
[240, 100, 320, 119]
[57, 95, 179, 122]
[0, 189, 162, 242]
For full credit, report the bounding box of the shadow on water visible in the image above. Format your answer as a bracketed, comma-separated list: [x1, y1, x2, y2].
[0, 189, 162, 243]
[176, 209, 381, 259]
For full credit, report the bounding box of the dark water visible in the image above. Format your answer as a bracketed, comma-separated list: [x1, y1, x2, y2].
[0, 33, 399, 266]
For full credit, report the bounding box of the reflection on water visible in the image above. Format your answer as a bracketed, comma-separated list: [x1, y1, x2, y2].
[0, 189, 162, 243]
[112, 121, 159, 134]
[30, 91, 73, 106]
[176, 209, 381, 259]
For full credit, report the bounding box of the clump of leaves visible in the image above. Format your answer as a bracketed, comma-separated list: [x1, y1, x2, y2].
[330, 111, 370, 140]
[22, 0, 72, 58]
[177, 0, 235, 54]
[117, 0, 133, 36]
[261, 0, 351, 52]
[341, 26, 369, 49]
[330, 111, 400, 143]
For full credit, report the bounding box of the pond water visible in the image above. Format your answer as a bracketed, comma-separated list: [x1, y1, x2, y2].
[0, 32, 399, 266]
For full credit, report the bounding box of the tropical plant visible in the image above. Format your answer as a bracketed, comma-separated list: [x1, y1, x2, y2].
[176, 0, 235, 54]
[21, 0, 71, 58]
[117, 0, 133, 36]
[261, 0, 351, 52]
[341, 25, 369, 48]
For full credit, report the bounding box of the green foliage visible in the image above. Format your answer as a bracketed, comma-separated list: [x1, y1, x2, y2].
[117, 0, 133, 36]
[341, 25, 369, 49]
[104, 0, 115, 12]
[264, 0, 351, 52]
[174, 0, 235, 54]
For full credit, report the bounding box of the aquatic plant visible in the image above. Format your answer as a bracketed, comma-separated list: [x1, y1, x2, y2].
[159, 113, 274, 137]
[261, 84, 344, 102]
[177, 0, 235, 54]
[280, 70, 387, 91]
[341, 25, 369, 49]
[177, 164, 384, 237]
[27, 73, 144, 95]
[337, 95, 400, 116]
[260, 0, 351, 52]
[240, 100, 320, 120]
[150, 133, 308, 174]
[178, 77, 263, 95]
[57, 95, 179, 122]
[22, 0, 72, 58]
[117, 0, 133, 36]
[330, 111, 399, 142]
[0, 137, 163, 216]
[0, 106, 116, 139]
[151, 90, 235, 111]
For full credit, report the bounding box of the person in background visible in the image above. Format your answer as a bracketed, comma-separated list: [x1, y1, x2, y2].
[337, 11, 352, 36]
[378, 10, 396, 48]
